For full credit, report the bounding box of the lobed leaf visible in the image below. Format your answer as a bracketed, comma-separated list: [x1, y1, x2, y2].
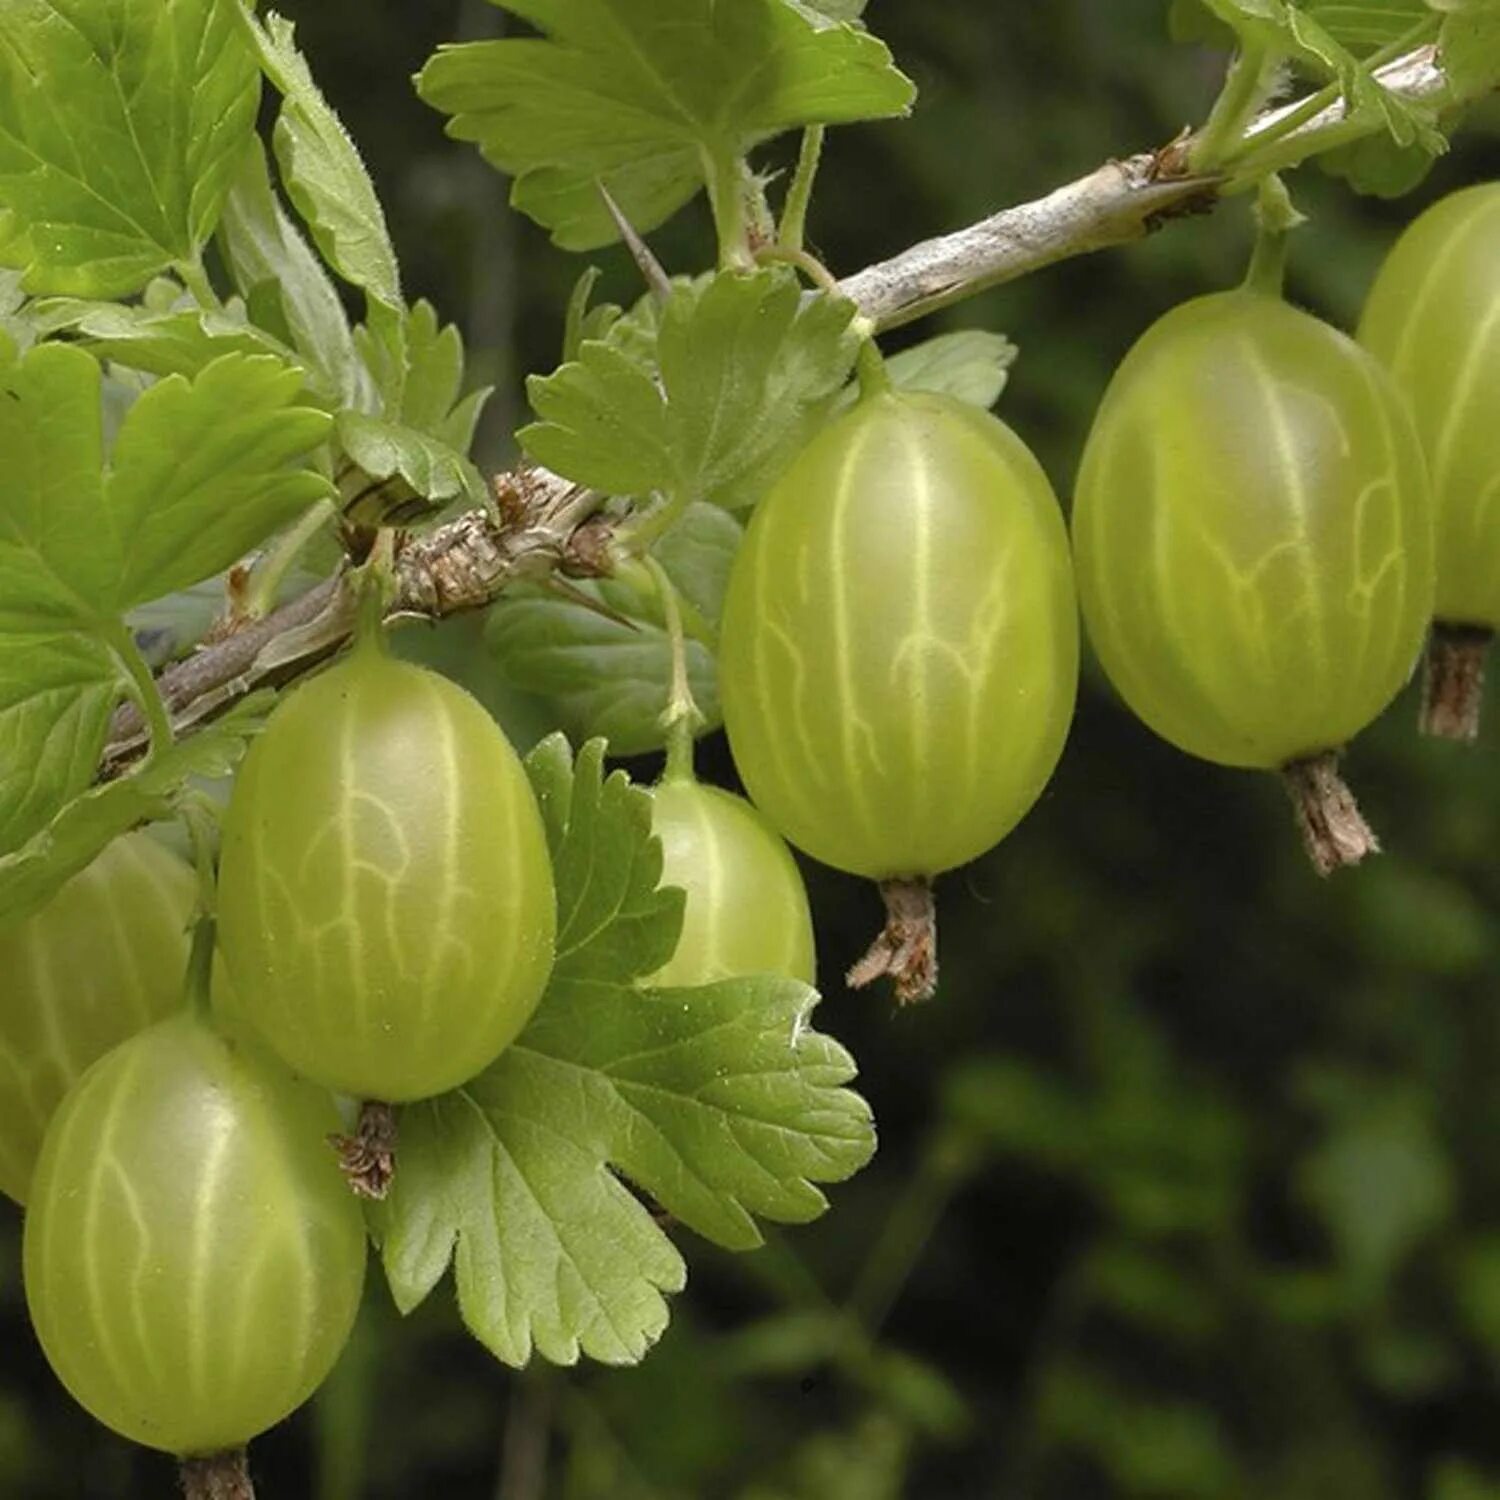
[336, 411, 489, 520]
[487, 504, 740, 755]
[378, 738, 875, 1368]
[0, 0, 260, 296]
[522, 268, 859, 509]
[1194, 0, 1445, 152]
[0, 341, 111, 633]
[0, 633, 120, 854]
[237, 8, 403, 315]
[871, 330, 1018, 411]
[31, 297, 293, 383]
[107, 354, 335, 609]
[418, 0, 915, 250]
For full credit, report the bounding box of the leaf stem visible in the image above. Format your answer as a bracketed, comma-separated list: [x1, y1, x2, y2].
[778, 125, 825, 255]
[1190, 44, 1271, 174]
[1223, 18, 1440, 177]
[643, 555, 702, 784]
[178, 256, 223, 313]
[107, 620, 174, 759]
[704, 147, 753, 271]
[756, 243, 842, 295]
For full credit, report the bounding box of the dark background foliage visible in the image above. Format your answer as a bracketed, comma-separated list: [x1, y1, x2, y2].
[5, 3, 1500, 1496]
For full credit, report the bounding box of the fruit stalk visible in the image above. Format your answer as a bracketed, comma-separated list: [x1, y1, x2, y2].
[332, 1101, 399, 1202]
[1281, 754, 1380, 876]
[179, 1450, 254, 1499]
[846, 880, 940, 1005]
[1420, 626, 1492, 742]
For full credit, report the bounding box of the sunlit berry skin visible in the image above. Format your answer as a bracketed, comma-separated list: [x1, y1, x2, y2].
[0, 832, 198, 1205]
[647, 779, 816, 988]
[217, 647, 556, 1102]
[1359, 184, 1500, 628]
[718, 390, 1078, 881]
[1072, 289, 1434, 770]
[23, 1012, 367, 1456]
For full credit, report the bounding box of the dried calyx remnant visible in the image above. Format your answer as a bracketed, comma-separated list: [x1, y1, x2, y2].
[179, 1450, 254, 1500]
[847, 878, 940, 1004]
[332, 1100, 399, 1200]
[1282, 753, 1380, 875]
[1420, 624, 1492, 742]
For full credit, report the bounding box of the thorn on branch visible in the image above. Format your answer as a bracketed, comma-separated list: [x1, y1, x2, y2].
[332, 1100, 399, 1200]
[847, 878, 939, 1005]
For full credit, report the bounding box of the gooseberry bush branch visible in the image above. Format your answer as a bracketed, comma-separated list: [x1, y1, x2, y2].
[64, 33, 1490, 799]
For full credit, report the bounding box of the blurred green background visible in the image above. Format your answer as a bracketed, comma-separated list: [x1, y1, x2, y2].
[6, 2, 1500, 1496]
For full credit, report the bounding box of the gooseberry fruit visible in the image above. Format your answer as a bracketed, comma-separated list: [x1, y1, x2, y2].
[1358, 183, 1500, 740]
[23, 1010, 367, 1459]
[0, 832, 197, 1205]
[648, 778, 816, 988]
[1072, 288, 1434, 870]
[217, 643, 556, 1103]
[718, 388, 1078, 1000]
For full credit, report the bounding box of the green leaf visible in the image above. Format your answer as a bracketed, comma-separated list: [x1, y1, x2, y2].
[335, 411, 488, 523]
[523, 342, 672, 496]
[1320, 127, 1445, 195]
[30, 297, 292, 382]
[217, 138, 373, 409]
[0, 270, 36, 353]
[377, 737, 874, 1368]
[0, 694, 272, 922]
[0, 0, 260, 296]
[0, 343, 332, 632]
[1305, 0, 1429, 52]
[881, 330, 1017, 410]
[656, 270, 859, 510]
[1439, 6, 1500, 97]
[107, 354, 334, 609]
[523, 269, 858, 508]
[487, 504, 740, 755]
[236, 9, 404, 339]
[791, 0, 872, 21]
[0, 342, 111, 632]
[0, 634, 120, 854]
[1198, 0, 1446, 150]
[397, 300, 493, 448]
[418, 0, 915, 251]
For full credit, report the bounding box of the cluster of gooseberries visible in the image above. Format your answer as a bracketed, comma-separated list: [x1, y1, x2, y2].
[5, 180, 1499, 1490]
